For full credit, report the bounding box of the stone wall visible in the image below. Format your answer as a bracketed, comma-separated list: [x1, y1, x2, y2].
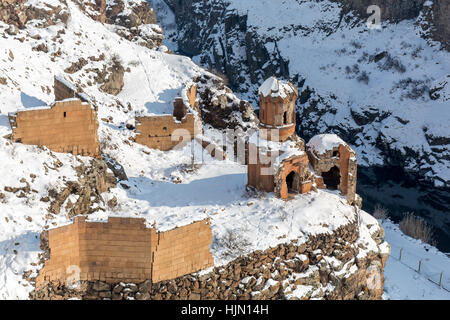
[274, 154, 314, 200]
[9, 99, 101, 157]
[135, 113, 196, 151]
[247, 145, 275, 192]
[54, 76, 77, 101]
[152, 220, 214, 282]
[307, 143, 358, 205]
[54, 76, 90, 103]
[31, 216, 390, 300]
[35, 217, 213, 287]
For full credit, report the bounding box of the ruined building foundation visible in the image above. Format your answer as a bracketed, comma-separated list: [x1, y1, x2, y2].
[8, 99, 101, 158]
[36, 217, 214, 286]
[247, 77, 359, 204]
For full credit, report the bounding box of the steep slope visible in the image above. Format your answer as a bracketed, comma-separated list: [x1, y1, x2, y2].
[0, 0, 392, 300]
[160, 0, 450, 188]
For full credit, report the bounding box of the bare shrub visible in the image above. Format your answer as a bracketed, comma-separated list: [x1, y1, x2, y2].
[378, 53, 406, 73]
[373, 204, 388, 222]
[392, 78, 429, 100]
[217, 229, 251, 259]
[357, 71, 370, 84]
[399, 212, 436, 246]
[350, 40, 362, 49]
[207, 67, 229, 86]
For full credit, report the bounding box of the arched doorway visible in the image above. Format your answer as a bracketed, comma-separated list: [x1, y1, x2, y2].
[286, 171, 298, 193]
[322, 166, 340, 190]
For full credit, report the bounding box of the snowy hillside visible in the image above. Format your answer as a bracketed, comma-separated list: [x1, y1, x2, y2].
[383, 219, 450, 299]
[0, 0, 449, 300]
[0, 0, 370, 299]
[161, 0, 450, 187]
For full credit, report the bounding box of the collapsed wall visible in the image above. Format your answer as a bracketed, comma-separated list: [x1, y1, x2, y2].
[135, 113, 196, 151]
[134, 84, 201, 151]
[8, 99, 101, 158]
[35, 217, 214, 287]
[307, 134, 358, 206]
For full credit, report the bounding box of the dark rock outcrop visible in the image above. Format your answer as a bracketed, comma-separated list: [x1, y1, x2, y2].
[47, 159, 116, 218]
[99, 57, 125, 96]
[0, 0, 69, 29]
[74, 0, 164, 49]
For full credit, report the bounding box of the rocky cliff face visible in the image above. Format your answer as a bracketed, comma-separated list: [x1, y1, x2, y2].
[334, 0, 449, 50]
[333, 0, 426, 21]
[161, 0, 450, 188]
[0, 0, 164, 47]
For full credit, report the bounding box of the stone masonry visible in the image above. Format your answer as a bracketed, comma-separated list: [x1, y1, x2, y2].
[134, 84, 200, 151]
[248, 77, 359, 204]
[35, 217, 214, 287]
[135, 113, 196, 151]
[8, 99, 101, 158]
[31, 216, 389, 300]
[307, 136, 358, 206]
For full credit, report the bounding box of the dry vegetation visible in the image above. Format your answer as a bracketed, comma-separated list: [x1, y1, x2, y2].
[373, 204, 388, 222]
[399, 212, 436, 246]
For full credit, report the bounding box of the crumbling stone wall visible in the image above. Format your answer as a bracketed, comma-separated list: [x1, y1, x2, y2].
[135, 113, 196, 151]
[9, 99, 101, 157]
[134, 84, 201, 151]
[32, 217, 389, 300]
[35, 217, 213, 287]
[274, 154, 315, 200]
[185, 84, 198, 109]
[307, 143, 358, 205]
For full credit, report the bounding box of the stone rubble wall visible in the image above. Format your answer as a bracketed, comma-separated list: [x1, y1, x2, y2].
[307, 143, 358, 205]
[9, 99, 101, 158]
[35, 217, 214, 288]
[31, 217, 390, 300]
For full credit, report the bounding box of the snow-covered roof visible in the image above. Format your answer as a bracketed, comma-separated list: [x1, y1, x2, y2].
[258, 76, 297, 99]
[307, 134, 347, 155]
[248, 130, 305, 168]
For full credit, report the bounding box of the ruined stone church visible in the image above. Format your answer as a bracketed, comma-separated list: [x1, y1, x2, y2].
[247, 76, 358, 206]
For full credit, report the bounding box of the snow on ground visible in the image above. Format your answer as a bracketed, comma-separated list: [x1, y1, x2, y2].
[382, 219, 450, 299]
[0, 139, 91, 299]
[0, 0, 448, 300]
